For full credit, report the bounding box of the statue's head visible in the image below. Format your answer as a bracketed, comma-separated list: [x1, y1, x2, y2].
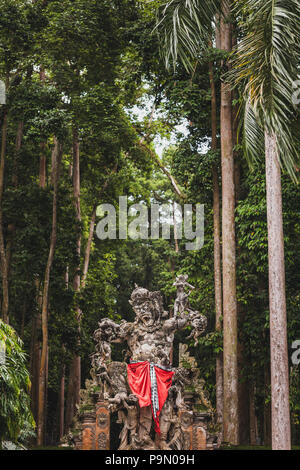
[94, 318, 117, 341]
[129, 284, 167, 327]
[173, 274, 188, 287]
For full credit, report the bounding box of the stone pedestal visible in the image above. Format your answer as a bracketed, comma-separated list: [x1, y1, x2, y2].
[179, 409, 194, 450]
[178, 410, 215, 450]
[192, 412, 216, 450]
[192, 423, 207, 450]
[95, 399, 110, 450]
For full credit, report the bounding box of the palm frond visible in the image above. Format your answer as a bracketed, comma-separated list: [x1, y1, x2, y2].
[155, 0, 219, 71]
[243, 99, 265, 168]
[229, 0, 300, 180]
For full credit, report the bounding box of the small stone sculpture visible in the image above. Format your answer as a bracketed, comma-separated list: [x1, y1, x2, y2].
[173, 274, 196, 317]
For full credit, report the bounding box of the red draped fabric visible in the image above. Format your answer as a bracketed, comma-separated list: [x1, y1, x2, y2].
[127, 361, 152, 407]
[127, 361, 174, 434]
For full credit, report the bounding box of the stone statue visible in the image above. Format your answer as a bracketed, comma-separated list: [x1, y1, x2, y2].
[173, 274, 195, 316]
[65, 275, 218, 451]
[89, 276, 209, 450]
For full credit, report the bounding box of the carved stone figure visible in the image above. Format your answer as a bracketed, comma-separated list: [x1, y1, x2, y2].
[66, 275, 218, 450]
[173, 274, 195, 316]
[90, 277, 209, 449]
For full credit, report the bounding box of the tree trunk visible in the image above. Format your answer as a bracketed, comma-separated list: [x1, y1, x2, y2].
[81, 203, 97, 288]
[39, 142, 46, 189]
[264, 129, 291, 450]
[6, 121, 24, 278]
[73, 127, 81, 411]
[264, 360, 271, 447]
[12, 121, 24, 187]
[31, 285, 42, 424]
[220, 0, 238, 445]
[173, 200, 179, 253]
[59, 346, 66, 441]
[214, 164, 224, 445]
[37, 140, 62, 445]
[66, 359, 75, 431]
[51, 137, 59, 186]
[237, 309, 250, 445]
[20, 301, 26, 340]
[249, 382, 257, 445]
[31, 113, 48, 428]
[209, 57, 223, 442]
[39, 68, 46, 189]
[232, 85, 250, 444]
[66, 128, 81, 430]
[0, 108, 9, 323]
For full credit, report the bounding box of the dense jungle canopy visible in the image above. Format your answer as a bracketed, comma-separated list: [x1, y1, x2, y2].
[0, 0, 299, 450]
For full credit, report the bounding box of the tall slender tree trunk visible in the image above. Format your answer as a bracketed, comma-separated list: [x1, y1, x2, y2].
[31, 280, 42, 423]
[66, 360, 76, 431]
[59, 268, 69, 439]
[232, 74, 250, 443]
[81, 204, 97, 288]
[264, 360, 271, 446]
[0, 107, 9, 323]
[220, 0, 238, 444]
[39, 142, 46, 189]
[20, 301, 26, 340]
[59, 345, 66, 441]
[6, 121, 24, 280]
[249, 381, 257, 445]
[73, 127, 81, 413]
[39, 68, 47, 189]
[66, 128, 81, 430]
[264, 129, 291, 450]
[173, 200, 179, 253]
[209, 58, 223, 442]
[33, 117, 48, 438]
[37, 140, 62, 445]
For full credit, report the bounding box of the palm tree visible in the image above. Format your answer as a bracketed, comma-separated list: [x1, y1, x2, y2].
[156, 0, 239, 445]
[229, 0, 300, 450]
[156, 0, 219, 71]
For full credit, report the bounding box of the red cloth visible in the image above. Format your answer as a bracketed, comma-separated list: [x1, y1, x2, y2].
[127, 361, 174, 433]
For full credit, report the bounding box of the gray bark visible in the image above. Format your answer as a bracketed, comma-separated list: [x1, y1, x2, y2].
[264, 129, 291, 450]
[220, 0, 239, 445]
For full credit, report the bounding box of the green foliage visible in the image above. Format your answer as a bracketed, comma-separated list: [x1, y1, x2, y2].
[156, 0, 219, 71]
[229, 0, 300, 180]
[0, 320, 35, 446]
[0, 0, 299, 448]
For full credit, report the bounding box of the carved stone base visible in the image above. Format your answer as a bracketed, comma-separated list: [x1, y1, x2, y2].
[95, 399, 110, 450]
[81, 412, 96, 450]
[179, 409, 193, 449]
[193, 412, 217, 450]
[178, 409, 216, 450]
